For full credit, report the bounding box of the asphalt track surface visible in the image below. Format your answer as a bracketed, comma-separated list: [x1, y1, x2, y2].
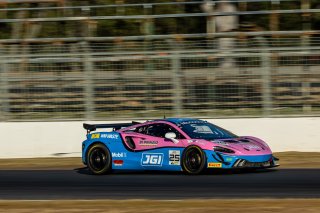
[0, 168, 319, 199]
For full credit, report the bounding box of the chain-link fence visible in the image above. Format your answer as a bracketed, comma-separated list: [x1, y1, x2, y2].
[1, 34, 320, 121]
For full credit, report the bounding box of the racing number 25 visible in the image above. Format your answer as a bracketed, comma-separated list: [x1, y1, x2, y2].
[169, 153, 180, 162]
[169, 150, 180, 165]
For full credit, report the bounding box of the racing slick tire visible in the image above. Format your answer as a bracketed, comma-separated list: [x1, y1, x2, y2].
[181, 145, 206, 175]
[87, 143, 112, 175]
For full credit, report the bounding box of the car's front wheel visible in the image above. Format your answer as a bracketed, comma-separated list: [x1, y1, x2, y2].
[181, 146, 206, 175]
[87, 144, 112, 175]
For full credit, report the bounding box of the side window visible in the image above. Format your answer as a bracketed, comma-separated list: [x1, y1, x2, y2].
[134, 123, 185, 139]
[162, 124, 185, 139]
[133, 124, 159, 136]
[133, 125, 149, 134]
[134, 126, 143, 133]
[132, 123, 185, 139]
[145, 124, 163, 137]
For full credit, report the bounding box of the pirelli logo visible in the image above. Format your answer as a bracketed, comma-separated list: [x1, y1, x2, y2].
[207, 162, 222, 168]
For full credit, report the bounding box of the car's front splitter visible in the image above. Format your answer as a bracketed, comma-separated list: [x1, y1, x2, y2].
[204, 150, 279, 169]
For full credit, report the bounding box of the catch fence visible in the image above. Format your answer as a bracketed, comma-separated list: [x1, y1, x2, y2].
[0, 32, 320, 121]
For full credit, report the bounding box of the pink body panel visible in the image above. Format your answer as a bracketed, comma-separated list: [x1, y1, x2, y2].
[119, 121, 272, 156]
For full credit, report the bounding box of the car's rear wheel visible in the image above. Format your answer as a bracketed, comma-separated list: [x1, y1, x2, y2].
[181, 146, 206, 175]
[87, 144, 112, 175]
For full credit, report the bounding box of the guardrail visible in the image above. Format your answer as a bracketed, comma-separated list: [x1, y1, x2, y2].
[1, 117, 319, 158]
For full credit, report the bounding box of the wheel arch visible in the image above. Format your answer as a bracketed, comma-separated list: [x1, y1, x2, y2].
[84, 141, 109, 163]
[86, 142, 113, 175]
[183, 144, 205, 154]
[181, 145, 207, 174]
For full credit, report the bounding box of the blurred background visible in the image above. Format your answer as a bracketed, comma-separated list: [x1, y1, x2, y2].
[0, 0, 320, 121]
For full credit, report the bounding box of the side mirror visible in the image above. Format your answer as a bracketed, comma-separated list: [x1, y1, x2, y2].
[165, 132, 179, 144]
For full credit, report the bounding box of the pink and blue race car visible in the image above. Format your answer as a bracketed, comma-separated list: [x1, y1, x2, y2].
[82, 118, 279, 175]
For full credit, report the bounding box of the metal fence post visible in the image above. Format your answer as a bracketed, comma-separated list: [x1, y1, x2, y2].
[81, 41, 95, 120]
[143, 39, 154, 112]
[301, 0, 311, 113]
[171, 51, 183, 117]
[261, 52, 272, 117]
[143, 4, 155, 112]
[0, 45, 9, 121]
[257, 36, 272, 117]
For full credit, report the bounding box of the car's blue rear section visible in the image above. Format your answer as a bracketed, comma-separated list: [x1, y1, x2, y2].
[82, 132, 183, 171]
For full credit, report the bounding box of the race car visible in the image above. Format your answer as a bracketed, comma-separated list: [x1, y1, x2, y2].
[82, 118, 279, 175]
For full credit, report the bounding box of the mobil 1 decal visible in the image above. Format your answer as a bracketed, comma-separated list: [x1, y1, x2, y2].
[169, 150, 180, 165]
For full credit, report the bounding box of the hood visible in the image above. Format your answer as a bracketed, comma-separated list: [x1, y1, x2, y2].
[211, 136, 272, 155]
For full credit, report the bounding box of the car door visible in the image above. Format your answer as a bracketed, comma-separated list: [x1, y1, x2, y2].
[130, 123, 185, 150]
[121, 122, 185, 169]
[121, 123, 167, 151]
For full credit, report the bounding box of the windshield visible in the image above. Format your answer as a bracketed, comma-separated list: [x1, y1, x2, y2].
[179, 121, 237, 140]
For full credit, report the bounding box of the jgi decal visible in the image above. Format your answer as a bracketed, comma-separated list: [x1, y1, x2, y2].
[101, 134, 119, 139]
[139, 140, 158, 146]
[112, 152, 127, 158]
[169, 150, 180, 165]
[141, 153, 163, 166]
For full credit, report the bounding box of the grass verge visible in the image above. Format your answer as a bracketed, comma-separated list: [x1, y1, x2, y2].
[0, 199, 319, 213]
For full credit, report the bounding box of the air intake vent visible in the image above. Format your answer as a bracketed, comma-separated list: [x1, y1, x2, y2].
[224, 140, 238, 143]
[239, 139, 250, 143]
[214, 146, 235, 154]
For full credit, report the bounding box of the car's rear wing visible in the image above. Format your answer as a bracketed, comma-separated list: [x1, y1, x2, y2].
[83, 121, 140, 134]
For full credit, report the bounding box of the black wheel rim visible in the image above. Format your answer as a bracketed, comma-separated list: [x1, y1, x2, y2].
[185, 149, 202, 172]
[89, 148, 107, 172]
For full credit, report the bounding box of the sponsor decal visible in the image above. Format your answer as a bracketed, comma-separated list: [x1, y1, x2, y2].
[207, 162, 222, 168]
[242, 144, 261, 150]
[101, 134, 119, 139]
[187, 140, 206, 145]
[139, 140, 158, 146]
[169, 150, 180, 165]
[180, 121, 206, 125]
[141, 153, 163, 166]
[113, 160, 123, 166]
[187, 140, 198, 143]
[192, 125, 213, 134]
[215, 140, 229, 146]
[112, 152, 127, 158]
[91, 133, 100, 139]
[225, 157, 233, 162]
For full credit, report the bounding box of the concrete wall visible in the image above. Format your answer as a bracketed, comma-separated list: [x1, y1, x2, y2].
[0, 117, 319, 158]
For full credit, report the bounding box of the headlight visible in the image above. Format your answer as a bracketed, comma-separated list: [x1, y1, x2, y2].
[213, 146, 235, 154]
